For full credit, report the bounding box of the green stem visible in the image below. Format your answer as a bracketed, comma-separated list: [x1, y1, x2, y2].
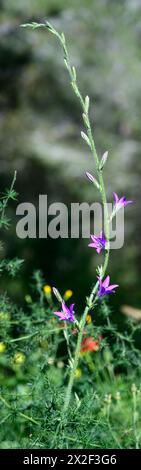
[132, 388, 139, 449]
[19, 412, 39, 425]
[8, 331, 38, 342]
[106, 402, 121, 449]
[64, 321, 73, 363]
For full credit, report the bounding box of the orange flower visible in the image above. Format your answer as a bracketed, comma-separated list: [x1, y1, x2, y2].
[80, 337, 100, 353]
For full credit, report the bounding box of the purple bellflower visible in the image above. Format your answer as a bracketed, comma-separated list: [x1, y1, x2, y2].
[54, 302, 75, 322]
[88, 231, 107, 254]
[113, 192, 133, 211]
[98, 275, 119, 297]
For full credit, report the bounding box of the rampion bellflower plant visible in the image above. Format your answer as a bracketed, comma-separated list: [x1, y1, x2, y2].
[23, 21, 133, 414]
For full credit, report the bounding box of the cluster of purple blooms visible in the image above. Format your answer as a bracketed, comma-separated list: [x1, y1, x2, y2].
[53, 190, 132, 322]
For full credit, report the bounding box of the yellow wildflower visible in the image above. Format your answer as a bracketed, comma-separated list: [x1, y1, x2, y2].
[75, 368, 82, 379]
[86, 314, 92, 324]
[0, 342, 6, 353]
[14, 352, 25, 364]
[64, 289, 73, 300]
[43, 285, 52, 295]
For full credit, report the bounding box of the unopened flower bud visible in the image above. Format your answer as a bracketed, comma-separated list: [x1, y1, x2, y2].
[85, 95, 90, 112]
[53, 287, 62, 302]
[81, 131, 91, 147]
[86, 172, 100, 189]
[99, 151, 108, 170]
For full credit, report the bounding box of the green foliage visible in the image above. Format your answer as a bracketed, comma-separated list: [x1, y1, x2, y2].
[0, 248, 141, 448]
[0, 171, 17, 230]
[0, 258, 24, 277]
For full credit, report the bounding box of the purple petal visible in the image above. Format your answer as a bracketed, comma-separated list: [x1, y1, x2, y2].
[69, 303, 75, 315]
[90, 235, 98, 242]
[106, 284, 119, 292]
[125, 200, 133, 206]
[113, 192, 119, 204]
[62, 302, 69, 315]
[118, 197, 127, 208]
[96, 247, 102, 254]
[88, 243, 98, 248]
[102, 275, 110, 288]
[98, 286, 105, 297]
[54, 312, 66, 320]
[99, 230, 104, 239]
[97, 277, 103, 293]
[54, 311, 62, 316]
[89, 232, 106, 252]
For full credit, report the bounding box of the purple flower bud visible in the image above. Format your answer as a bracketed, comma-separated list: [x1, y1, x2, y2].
[99, 151, 108, 170]
[86, 172, 100, 189]
[53, 287, 62, 302]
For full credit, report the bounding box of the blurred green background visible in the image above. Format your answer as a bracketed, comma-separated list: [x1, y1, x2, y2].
[0, 0, 140, 316]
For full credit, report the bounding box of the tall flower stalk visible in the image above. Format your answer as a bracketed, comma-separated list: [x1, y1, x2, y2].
[44, 22, 110, 412]
[21, 21, 132, 414]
